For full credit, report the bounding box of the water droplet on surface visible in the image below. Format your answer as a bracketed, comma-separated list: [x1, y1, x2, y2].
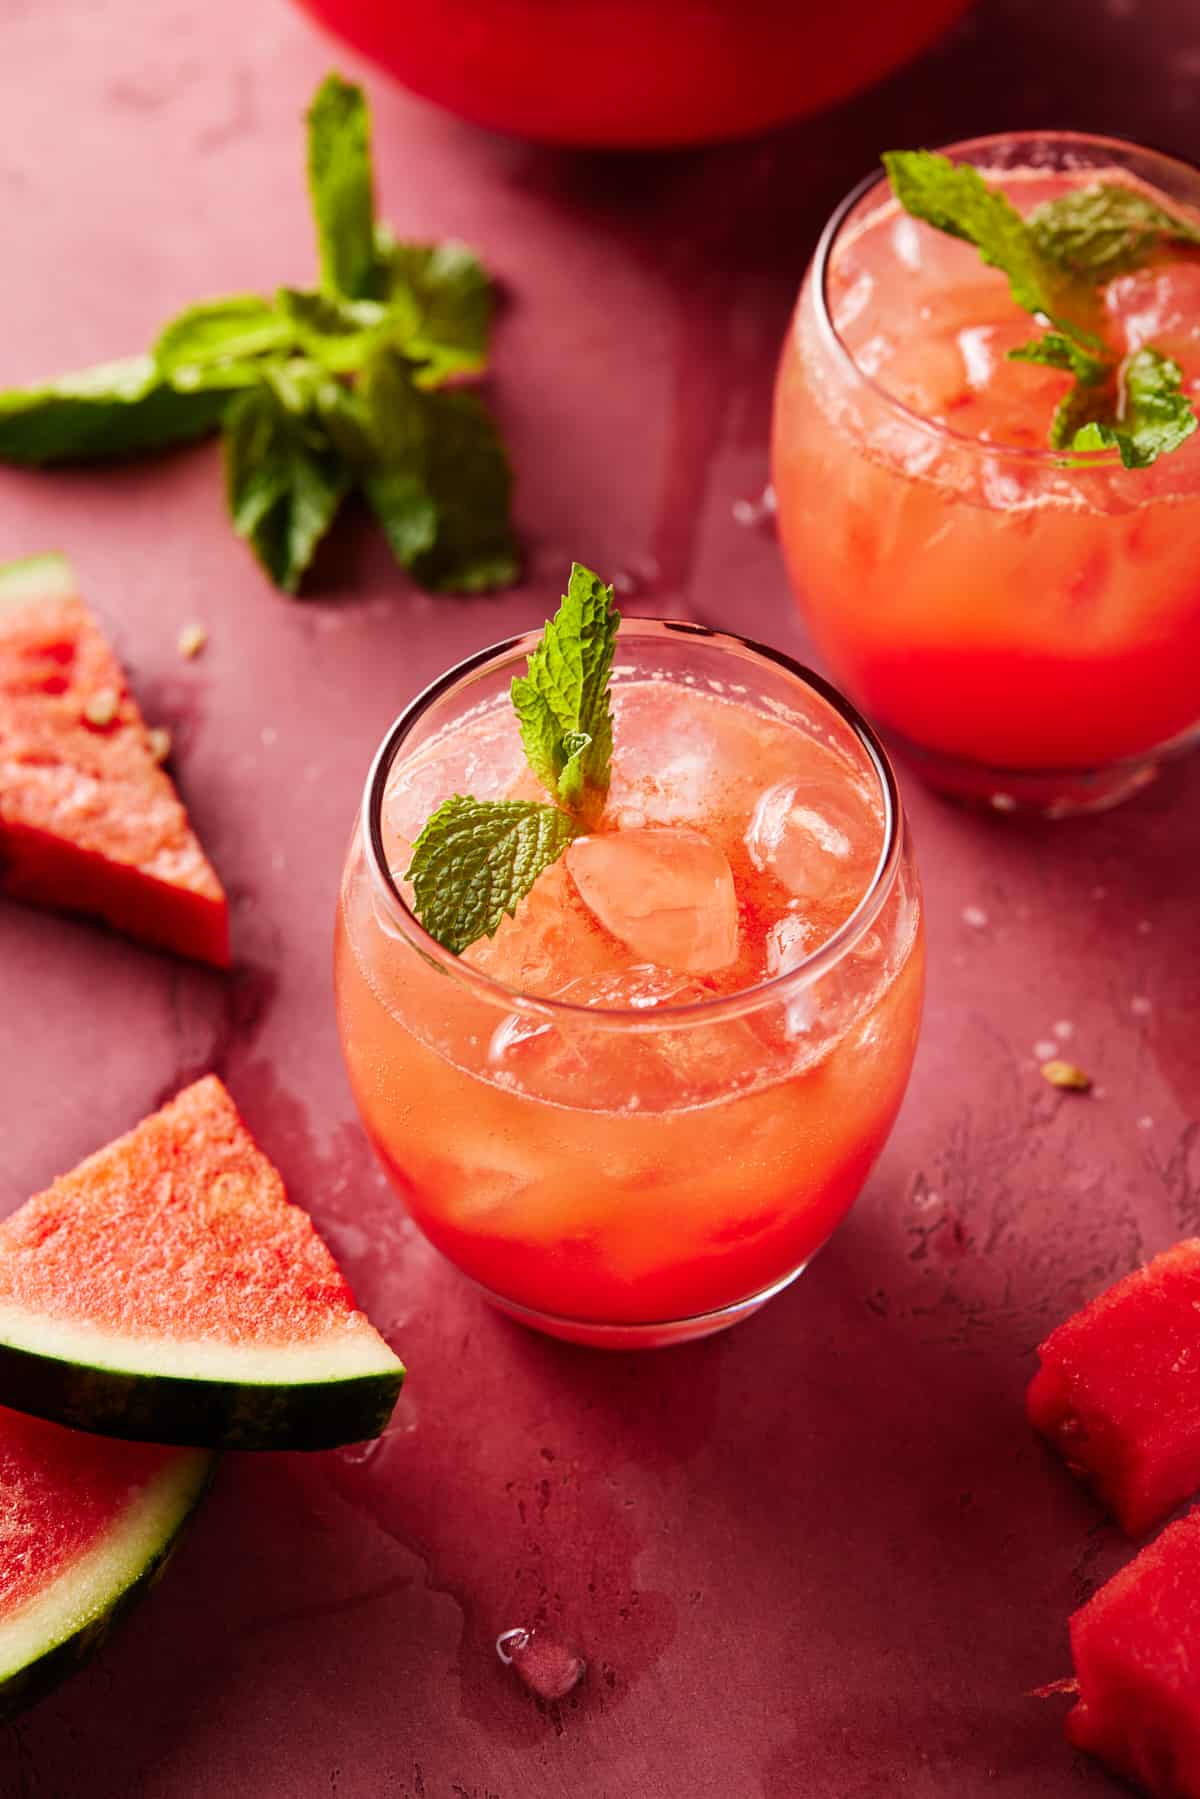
[1131, 995, 1152, 1017]
[961, 905, 989, 930]
[731, 484, 777, 529]
[610, 556, 661, 598]
[386, 1390, 419, 1435]
[496, 1626, 586, 1701]
[1053, 1020, 1074, 1041]
[338, 1436, 383, 1468]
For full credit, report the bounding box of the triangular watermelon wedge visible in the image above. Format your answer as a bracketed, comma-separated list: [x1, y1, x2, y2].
[0, 551, 229, 967]
[0, 1405, 211, 1719]
[0, 1077, 405, 1451]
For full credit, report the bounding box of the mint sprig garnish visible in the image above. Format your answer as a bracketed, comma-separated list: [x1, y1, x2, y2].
[1070, 347, 1197, 469]
[1008, 332, 1109, 386]
[405, 798, 578, 956]
[1029, 183, 1200, 281]
[0, 74, 518, 597]
[881, 151, 1089, 346]
[405, 563, 621, 954]
[883, 149, 1199, 468]
[511, 563, 617, 819]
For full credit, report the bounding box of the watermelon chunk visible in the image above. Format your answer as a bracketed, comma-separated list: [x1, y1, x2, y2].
[1028, 1242, 1200, 1537]
[0, 1077, 405, 1451]
[0, 1404, 210, 1719]
[0, 551, 229, 967]
[1065, 1508, 1200, 1795]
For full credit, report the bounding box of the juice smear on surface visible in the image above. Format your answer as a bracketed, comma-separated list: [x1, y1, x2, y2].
[337, 677, 924, 1330]
[772, 166, 1200, 773]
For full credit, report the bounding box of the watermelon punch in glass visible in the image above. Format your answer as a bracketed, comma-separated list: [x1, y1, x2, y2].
[772, 132, 1200, 816]
[334, 575, 924, 1349]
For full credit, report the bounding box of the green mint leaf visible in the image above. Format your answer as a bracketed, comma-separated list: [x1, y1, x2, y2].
[275, 288, 388, 374]
[307, 74, 377, 301]
[317, 358, 438, 564]
[155, 297, 293, 389]
[556, 730, 593, 809]
[1030, 182, 1200, 280]
[390, 387, 517, 592]
[1050, 373, 1117, 451]
[1008, 331, 1110, 385]
[404, 795, 578, 954]
[223, 376, 350, 592]
[883, 150, 1067, 325]
[882, 150, 1200, 467]
[0, 73, 520, 597]
[358, 347, 517, 593]
[371, 232, 493, 385]
[0, 355, 232, 465]
[1069, 346, 1198, 469]
[510, 563, 619, 814]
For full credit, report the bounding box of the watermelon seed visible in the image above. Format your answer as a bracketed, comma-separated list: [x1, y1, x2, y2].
[178, 621, 207, 660]
[82, 688, 120, 729]
[1040, 1059, 1092, 1093]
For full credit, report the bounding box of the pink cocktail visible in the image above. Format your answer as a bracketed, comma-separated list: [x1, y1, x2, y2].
[773, 132, 1200, 814]
[335, 622, 923, 1348]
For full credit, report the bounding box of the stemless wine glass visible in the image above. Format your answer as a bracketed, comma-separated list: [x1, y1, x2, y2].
[334, 620, 924, 1350]
[772, 131, 1200, 816]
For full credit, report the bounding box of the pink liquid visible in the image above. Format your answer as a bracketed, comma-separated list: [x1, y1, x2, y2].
[773, 161, 1200, 777]
[336, 667, 924, 1335]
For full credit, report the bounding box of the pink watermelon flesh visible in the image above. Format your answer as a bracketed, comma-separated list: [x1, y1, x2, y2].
[0, 1404, 210, 1709]
[0, 1076, 381, 1352]
[1066, 1508, 1200, 1796]
[0, 1077, 403, 1449]
[1028, 1241, 1200, 1537]
[0, 552, 229, 968]
[0, 1408, 195, 1610]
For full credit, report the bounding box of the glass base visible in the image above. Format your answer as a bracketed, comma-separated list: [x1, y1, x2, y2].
[475, 1256, 815, 1350]
[890, 727, 1200, 819]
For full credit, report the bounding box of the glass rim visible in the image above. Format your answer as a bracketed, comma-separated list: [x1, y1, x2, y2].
[361, 617, 905, 1028]
[811, 127, 1200, 469]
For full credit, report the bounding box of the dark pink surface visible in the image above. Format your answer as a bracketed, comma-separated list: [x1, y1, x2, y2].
[1, 2, 1197, 1794]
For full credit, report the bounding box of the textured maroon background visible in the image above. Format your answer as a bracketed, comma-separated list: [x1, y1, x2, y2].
[1, 2, 1198, 1794]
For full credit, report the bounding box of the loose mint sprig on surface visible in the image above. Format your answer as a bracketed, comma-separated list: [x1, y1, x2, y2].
[405, 564, 620, 954]
[882, 150, 1199, 468]
[0, 75, 517, 597]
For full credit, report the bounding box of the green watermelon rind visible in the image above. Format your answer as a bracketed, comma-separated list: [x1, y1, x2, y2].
[0, 1446, 213, 1721]
[0, 1311, 405, 1452]
[0, 551, 76, 615]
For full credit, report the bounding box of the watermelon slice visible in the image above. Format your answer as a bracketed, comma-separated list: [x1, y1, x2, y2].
[0, 1404, 210, 1719]
[1028, 1241, 1200, 1537]
[0, 551, 229, 967]
[0, 1077, 405, 1451]
[1064, 1508, 1200, 1795]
